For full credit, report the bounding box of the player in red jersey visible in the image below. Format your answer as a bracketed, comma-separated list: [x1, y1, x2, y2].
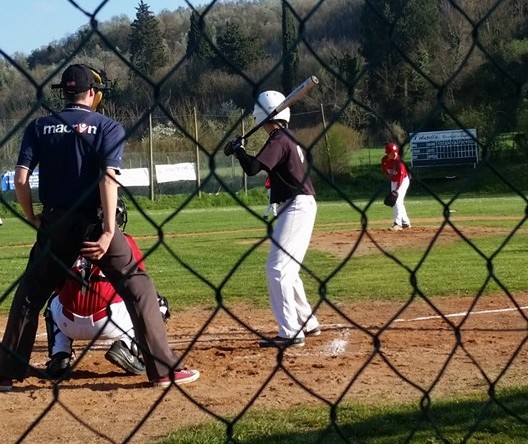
[381, 142, 411, 231]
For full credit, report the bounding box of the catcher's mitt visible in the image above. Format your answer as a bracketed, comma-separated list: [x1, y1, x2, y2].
[383, 190, 398, 207]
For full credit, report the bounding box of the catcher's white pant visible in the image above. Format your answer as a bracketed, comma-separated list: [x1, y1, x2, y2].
[49, 295, 135, 356]
[391, 176, 411, 226]
[266, 194, 319, 339]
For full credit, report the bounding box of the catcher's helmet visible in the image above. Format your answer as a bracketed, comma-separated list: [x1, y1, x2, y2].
[253, 91, 290, 126]
[89, 67, 108, 111]
[385, 142, 399, 154]
[116, 199, 128, 230]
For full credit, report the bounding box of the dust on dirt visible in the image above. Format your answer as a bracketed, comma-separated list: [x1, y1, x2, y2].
[2, 226, 528, 444]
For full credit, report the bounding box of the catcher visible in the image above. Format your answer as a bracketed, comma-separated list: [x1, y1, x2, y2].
[44, 200, 171, 378]
[381, 142, 411, 231]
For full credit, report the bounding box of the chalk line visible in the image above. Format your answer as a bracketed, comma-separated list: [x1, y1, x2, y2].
[394, 305, 528, 323]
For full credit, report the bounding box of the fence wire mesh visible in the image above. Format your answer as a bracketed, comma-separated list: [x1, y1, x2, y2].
[1, 0, 528, 443]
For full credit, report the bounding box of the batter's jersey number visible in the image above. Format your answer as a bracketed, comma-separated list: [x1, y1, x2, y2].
[410, 129, 478, 168]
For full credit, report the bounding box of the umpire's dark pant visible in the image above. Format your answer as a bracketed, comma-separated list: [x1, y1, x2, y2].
[0, 207, 180, 381]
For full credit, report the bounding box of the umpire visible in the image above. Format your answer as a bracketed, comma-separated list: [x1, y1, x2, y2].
[0, 64, 199, 391]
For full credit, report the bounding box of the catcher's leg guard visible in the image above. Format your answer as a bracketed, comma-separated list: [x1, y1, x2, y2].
[44, 301, 57, 358]
[45, 298, 73, 379]
[45, 297, 72, 358]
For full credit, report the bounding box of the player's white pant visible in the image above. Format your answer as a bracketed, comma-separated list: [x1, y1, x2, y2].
[49, 296, 135, 356]
[266, 194, 319, 339]
[391, 176, 411, 226]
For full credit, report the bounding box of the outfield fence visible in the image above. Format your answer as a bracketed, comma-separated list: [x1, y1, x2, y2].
[1, 0, 528, 443]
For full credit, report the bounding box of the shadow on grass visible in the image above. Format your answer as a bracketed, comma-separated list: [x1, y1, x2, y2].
[160, 387, 528, 444]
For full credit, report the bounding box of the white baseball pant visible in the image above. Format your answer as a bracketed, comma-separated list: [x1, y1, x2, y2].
[266, 194, 319, 338]
[49, 296, 136, 356]
[391, 176, 411, 226]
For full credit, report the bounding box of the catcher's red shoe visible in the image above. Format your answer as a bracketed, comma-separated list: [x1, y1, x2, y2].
[152, 369, 200, 387]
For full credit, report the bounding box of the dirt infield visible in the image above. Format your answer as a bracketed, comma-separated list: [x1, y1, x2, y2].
[1, 226, 528, 444]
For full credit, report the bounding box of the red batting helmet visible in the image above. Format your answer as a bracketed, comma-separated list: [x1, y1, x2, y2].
[385, 142, 399, 154]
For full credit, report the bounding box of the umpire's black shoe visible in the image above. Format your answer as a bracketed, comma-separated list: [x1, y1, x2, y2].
[105, 340, 146, 375]
[45, 352, 72, 379]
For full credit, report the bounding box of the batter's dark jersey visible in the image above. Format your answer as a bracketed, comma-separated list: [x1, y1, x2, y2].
[256, 128, 315, 204]
[17, 104, 124, 211]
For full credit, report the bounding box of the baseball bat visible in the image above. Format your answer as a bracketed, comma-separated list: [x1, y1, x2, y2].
[243, 75, 319, 140]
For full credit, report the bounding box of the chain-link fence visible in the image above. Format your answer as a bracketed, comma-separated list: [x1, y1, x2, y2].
[1, 0, 528, 442]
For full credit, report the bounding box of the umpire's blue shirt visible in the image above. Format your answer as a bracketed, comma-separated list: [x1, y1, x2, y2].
[17, 104, 124, 211]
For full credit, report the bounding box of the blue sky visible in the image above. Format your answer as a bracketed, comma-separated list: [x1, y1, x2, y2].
[0, 0, 206, 57]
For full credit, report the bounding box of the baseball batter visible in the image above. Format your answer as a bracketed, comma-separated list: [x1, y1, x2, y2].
[381, 142, 411, 230]
[224, 90, 320, 348]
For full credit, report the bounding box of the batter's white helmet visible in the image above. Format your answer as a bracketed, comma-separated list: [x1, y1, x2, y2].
[253, 90, 290, 126]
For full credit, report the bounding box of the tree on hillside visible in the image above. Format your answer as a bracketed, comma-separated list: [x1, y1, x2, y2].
[214, 22, 266, 74]
[281, 1, 298, 93]
[185, 10, 214, 62]
[360, 0, 442, 125]
[2, 0, 526, 150]
[335, 52, 360, 99]
[129, 0, 168, 76]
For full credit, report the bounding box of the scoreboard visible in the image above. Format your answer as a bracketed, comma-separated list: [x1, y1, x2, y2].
[410, 129, 478, 167]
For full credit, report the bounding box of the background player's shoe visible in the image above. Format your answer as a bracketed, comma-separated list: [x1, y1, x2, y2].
[105, 340, 146, 375]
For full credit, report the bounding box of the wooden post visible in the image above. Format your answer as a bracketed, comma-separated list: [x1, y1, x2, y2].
[194, 107, 202, 198]
[241, 110, 247, 194]
[148, 112, 155, 201]
[320, 103, 333, 183]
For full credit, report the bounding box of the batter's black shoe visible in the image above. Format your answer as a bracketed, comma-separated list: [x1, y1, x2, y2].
[304, 326, 321, 337]
[45, 352, 72, 379]
[259, 336, 305, 348]
[105, 341, 146, 375]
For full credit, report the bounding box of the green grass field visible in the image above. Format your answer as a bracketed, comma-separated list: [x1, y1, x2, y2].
[2, 194, 526, 310]
[1, 195, 527, 443]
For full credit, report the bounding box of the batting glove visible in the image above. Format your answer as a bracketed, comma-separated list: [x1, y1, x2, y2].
[224, 137, 244, 156]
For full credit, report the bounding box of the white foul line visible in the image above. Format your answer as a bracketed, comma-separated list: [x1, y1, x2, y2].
[394, 305, 528, 323]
